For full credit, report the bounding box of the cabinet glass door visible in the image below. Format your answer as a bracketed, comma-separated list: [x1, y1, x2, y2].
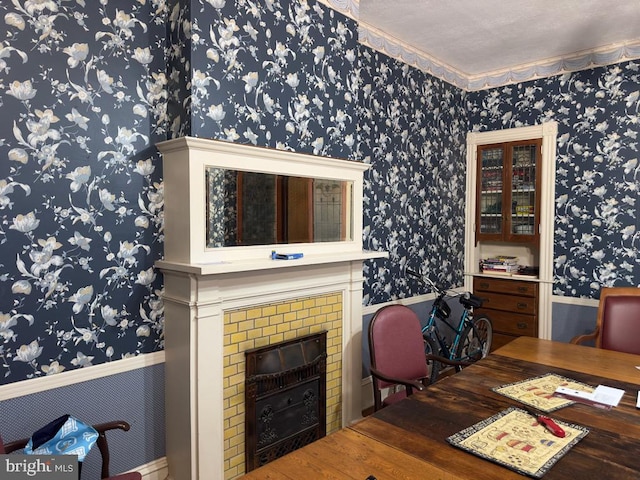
[509, 143, 538, 240]
[478, 145, 505, 237]
[476, 139, 541, 244]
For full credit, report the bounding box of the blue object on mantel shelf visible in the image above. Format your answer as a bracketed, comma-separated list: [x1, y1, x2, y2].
[271, 251, 304, 260]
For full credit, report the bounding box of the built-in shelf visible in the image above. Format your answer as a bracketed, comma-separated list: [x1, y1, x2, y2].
[464, 122, 558, 341]
[473, 273, 542, 282]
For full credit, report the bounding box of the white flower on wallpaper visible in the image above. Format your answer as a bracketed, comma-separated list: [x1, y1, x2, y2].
[0, 1, 168, 383]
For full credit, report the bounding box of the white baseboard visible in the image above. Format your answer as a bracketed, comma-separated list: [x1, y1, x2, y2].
[136, 456, 168, 480]
[361, 376, 373, 413]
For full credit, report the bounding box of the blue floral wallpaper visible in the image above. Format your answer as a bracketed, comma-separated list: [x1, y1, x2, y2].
[1, 0, 639, 387]
[468, 61, 640, 298]
[357, 48, 468, 304]
[0, 1, 167, 384]
[174, 0, 361, 160]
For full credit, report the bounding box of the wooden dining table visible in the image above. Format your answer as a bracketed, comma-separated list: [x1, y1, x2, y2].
[238, 336, 640, 479]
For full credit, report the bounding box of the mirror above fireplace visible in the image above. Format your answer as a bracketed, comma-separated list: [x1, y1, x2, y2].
[205, 168, 353, 247]
[156, 136, 381, 269]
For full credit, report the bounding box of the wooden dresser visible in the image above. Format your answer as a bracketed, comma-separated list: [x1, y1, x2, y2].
[473, 276, 538, 350]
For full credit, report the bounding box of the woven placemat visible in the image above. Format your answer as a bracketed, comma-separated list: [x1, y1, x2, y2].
[447, 407, 589, 478]
[492, 373, 594, 413]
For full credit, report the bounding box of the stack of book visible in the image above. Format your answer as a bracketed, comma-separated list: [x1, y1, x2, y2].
[480, 256, 519, 275]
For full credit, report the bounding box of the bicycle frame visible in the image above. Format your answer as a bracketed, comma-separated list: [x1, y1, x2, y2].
[422, 293, 474, 361]
[406, 268, 488, 363]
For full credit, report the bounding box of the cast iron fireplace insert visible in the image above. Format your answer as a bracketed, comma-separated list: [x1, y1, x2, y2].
[244, 331, 327, 472]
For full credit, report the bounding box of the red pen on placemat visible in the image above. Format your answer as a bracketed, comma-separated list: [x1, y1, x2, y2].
[525, 408, 566, 438]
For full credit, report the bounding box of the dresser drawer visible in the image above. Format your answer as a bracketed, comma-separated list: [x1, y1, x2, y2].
[477, 291, 537, 315]
[477, 309, 537, 337]
[474, 277, 538, 297]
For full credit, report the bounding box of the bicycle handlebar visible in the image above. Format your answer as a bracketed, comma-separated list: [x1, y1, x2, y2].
[406, 268, 471, 300]
[406, 268, 440, 291]
[406, 268, 421, 279]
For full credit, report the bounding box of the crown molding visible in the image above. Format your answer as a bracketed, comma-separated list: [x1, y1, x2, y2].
[466, 40, 640, 91]
[358, 22, 470, 90]
[359, 23, 640, 91]
[318, 0, 640, 91]
[315, 0, 359, 21]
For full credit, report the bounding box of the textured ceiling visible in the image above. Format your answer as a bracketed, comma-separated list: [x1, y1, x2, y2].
[358, 0, 640, 88]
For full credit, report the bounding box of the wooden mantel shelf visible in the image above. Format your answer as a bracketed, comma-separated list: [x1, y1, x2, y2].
[156, 250, 387, 276]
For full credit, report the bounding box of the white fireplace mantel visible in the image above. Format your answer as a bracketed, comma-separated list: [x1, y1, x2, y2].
[156, 137, 387, 479]
[155, 250, 384, 276]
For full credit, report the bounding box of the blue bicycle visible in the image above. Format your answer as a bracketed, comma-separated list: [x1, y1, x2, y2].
[407, 268, 493, 383]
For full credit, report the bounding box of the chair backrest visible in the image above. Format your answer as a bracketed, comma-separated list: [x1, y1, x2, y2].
[597, 287, 640, 354]
[0, 421, 141, 480]
[368, 305, 428, 405]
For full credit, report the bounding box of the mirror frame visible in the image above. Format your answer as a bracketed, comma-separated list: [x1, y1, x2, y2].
[157, 137, 369, 265]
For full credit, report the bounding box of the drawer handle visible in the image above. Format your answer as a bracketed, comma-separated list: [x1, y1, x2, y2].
[517, 286, 528, 293]
[479, 282, 490, 289]
[517, 303, 528, 310]
[517, 322, 528, 329]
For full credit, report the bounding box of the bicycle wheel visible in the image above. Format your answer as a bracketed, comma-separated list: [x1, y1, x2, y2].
[455, 315, 493, 363]
[423, 335, 441, 383]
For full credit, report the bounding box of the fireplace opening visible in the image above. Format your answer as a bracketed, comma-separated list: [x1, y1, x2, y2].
[244, 331, 327, 472]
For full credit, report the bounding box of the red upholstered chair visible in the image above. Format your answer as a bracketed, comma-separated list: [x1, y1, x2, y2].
[368, 304, 467, 412]
[0, 420, 141, 480]
[571, 287, 640, 355]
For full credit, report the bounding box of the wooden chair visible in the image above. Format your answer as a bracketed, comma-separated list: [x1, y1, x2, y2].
[571, 286, 640, 355]
[368, 304, 468, 411]
[0, 420, 142, 480]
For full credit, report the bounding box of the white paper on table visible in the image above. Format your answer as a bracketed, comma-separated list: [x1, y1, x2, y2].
[592, 385, 625, 407]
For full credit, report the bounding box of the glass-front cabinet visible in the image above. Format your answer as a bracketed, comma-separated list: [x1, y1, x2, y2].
[476, 139, 542, 244]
